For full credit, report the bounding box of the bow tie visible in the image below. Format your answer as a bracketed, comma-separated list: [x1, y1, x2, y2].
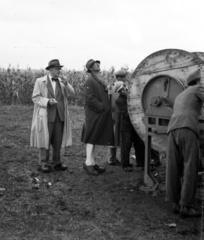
[52, 78, 58, 82]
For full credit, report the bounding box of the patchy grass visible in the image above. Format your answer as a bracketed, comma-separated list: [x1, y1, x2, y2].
[0, 105, 203, 240]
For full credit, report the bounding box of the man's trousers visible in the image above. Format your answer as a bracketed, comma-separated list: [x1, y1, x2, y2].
[121, 129, 145, 168]
[39, 112, 64, 166]
[165, 128, 200, 207]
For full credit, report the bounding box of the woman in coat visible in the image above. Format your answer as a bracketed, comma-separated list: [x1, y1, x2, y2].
[81, 59, 114, 176]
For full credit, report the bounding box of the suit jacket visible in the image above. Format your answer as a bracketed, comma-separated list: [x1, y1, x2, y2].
[168, 84, 204, 137]
[47, 77, 65, 122]
[30, 75, 75, 149]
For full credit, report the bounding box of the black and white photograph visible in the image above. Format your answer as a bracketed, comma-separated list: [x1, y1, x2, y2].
[0, 0, 204, 239]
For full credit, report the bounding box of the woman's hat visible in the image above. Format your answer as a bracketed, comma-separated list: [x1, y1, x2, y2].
[86, 59, 100, 73]
[45, 59, 63, 70]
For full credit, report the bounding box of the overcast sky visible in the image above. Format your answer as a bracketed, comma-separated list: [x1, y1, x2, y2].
[1, 0, 204, 71]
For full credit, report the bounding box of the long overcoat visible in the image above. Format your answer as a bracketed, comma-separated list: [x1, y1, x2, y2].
[30, 75, 73, 149]
[81, 74, 114, 145]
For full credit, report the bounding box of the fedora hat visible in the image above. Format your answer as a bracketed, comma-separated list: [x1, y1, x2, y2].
[86, 59, 100, 73]
[45, 59, 63, 70]
[115, 70, 127, 77]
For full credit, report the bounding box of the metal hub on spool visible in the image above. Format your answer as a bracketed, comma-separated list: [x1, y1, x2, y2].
[141, 75, 185, 119]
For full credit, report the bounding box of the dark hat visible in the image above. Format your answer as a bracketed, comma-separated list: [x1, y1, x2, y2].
[115, 70, 127, 77]
[187, 70, 201, 85]
[86, 59, 100, 73]
[45, 59, 63, 70]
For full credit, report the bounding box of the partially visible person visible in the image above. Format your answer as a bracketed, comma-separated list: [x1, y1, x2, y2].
[81, 59, 114, 176]
[30, 59, 75, 173]
[114, 81, 160, 172]
[107, 70, 127, 165]
[114, 81, 146, 172]
[166, 69, 204, 218]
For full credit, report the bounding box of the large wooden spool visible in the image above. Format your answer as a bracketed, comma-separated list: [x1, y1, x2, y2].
[128, 49, 204, 155]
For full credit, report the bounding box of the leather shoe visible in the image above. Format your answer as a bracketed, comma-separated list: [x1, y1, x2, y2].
[108, 159, 116, 165]
[38, 165, 51, 173]
[108, 158, 119, 165]
[83, 163, 99, 176]
[108, 158, 121, 165]
[180, 206, 201, 218]
[136, 164, 144, 168]
[53, 163, 68, 171]
[93, 164, 106, 173]
[172, 202, 180, 214]
[127, 163, 133, 167]
[114, 159, 121, 165]
[123, 166, 132, 172]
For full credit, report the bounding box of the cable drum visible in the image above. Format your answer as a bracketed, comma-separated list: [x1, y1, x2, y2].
[128, 49, 204, 155]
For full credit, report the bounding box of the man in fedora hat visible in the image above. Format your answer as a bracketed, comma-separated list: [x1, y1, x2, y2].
[108, 70, 160, 168]
[113, 81, 147, 172]
[166, 69, 204, 217]
[30, 59, 75, 172]
[81, 59, 114, 176]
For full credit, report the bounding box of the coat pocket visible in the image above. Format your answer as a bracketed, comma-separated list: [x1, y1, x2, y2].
[37, 116, 42, 132]
[37, 107, 47, 132]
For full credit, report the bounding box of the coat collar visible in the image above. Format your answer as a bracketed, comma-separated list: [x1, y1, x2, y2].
[90, 73, 108, 92]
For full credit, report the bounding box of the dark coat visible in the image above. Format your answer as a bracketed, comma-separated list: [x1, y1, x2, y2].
[81, 74, 114, 145]
[116, 92, 160, 165]
[115, 93, 133, 132]
[167, 84, 204, 137]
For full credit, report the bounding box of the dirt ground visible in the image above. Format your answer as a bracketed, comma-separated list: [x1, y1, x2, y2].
[0, 105, 203, 240]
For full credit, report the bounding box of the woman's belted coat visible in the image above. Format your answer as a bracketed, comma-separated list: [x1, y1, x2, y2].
[81, 74, 114, 146]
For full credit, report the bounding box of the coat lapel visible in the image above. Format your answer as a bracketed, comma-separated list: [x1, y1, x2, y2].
[91, 73, 108, 92]
[47, 76, 55, 97]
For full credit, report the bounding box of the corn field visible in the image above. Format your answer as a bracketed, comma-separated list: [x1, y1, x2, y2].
[0, 67, 130, 106]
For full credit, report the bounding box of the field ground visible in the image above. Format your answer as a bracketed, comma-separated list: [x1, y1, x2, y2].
[0, 105, 203, 240]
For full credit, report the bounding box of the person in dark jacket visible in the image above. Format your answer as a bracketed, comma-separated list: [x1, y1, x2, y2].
[107, 70, 127, 165]
[166, 70, 204, 217]
[114, 81, 146, 172]
[81, 59, 114, 176]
